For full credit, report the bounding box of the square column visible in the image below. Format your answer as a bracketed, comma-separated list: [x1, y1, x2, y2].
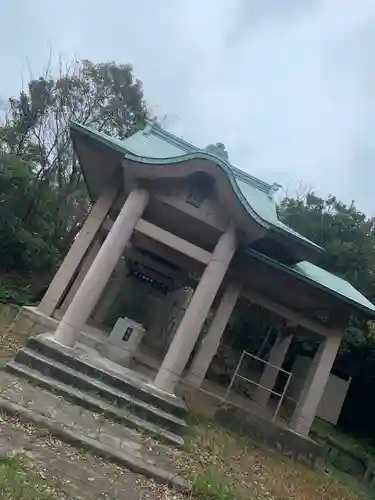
[253, 331, 293, 407]
[185, 282, 240, 387]
[154, 224, 237, 394]
[53, 188, 149, 347]
[290, 333, 342, 436]
[38, 185, 117, 316]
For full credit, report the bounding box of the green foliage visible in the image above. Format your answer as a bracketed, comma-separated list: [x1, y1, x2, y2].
[278, 192, 375, 364]
[0, 58, 151, 300]
[1, 59, 150, 253]
[279, 191, 375, 438]
[279, 192, 375, 299]
[0, 152, 59, 273]
[0, 455, 56, 500]
[191, 469, 236, 500]
[0, 284, 36, 306]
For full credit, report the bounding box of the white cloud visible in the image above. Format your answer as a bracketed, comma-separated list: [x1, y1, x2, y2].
[1, 0, 375, 212]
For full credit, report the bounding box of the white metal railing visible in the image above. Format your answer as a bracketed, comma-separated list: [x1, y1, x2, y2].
[224, 350, 292, 422]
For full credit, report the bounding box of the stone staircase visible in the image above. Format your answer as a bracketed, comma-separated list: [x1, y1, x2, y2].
[6, 334, 188, 447]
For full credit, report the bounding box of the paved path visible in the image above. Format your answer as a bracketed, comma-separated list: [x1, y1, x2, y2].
[0, 371, 187, 499]
[0, 412, 182, 499]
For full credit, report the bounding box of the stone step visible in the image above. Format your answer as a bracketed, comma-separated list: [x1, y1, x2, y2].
[6, 361, 184, 448]
[0, 371, 190, 491]
[14, 348, 187, 436]
[26, 335, 187, 419]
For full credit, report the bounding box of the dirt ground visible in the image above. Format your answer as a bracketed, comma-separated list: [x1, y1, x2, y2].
[1, 409, 372, 500]
[0, 309, 373, 500]
[177, 416, 372, 500]
[0, 412, 182, 500]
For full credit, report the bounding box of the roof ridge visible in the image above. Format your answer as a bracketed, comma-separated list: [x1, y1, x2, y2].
[145, 122, 281, 196]
[144, 121, 198, 154]
[70, 121, 322, 254]
[231, 166, 281, 196]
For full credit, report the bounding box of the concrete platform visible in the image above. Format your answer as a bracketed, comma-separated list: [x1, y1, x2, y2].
[14, 306, 164, 374]
[216, 405, 322, 466]
[0, 370, 190, 491]
[7, 333, 188, 447]
[7, 305, 320, 465]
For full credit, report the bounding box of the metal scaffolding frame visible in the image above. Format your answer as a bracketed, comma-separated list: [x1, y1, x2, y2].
[224, 349, 293, 422]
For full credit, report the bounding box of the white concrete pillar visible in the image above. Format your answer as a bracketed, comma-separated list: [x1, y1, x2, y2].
[154, 223, 237, 393]
[60, 239, 102, 313]
[165, 287, 194, 347]
[290, 333, 342, 436]
[186, 282, 240, 387]
[38, 185, 117, 316]
[253, 331, 293, 407]
[53, 189, 149, 347]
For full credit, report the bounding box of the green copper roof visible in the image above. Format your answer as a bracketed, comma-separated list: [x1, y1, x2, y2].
[70, 121, 321, 252]
[247, 249, 375, 317]
[124, 126, 321, 250]
[70, 121, 375, 318]
[295, 261, 375, 313]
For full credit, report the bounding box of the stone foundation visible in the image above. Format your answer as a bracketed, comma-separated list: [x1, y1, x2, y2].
[215, 406, 322, 466]
[0, 305, 55, 338]
[1, 306, 162, 377]
[7, 332, 187, 447]
[0, 305, 52, 362]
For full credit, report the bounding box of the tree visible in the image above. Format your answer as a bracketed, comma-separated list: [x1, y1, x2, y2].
[0, 151, 57, 270]
[0, 58, 153, 301]
[0, 151, 60, 303]
[279, 192, 375, 436]
[279, 192, 375, 300]
[0, 59, 151, 255]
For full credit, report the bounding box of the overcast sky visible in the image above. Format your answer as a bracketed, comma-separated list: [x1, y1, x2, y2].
[2, 0, 375, 213]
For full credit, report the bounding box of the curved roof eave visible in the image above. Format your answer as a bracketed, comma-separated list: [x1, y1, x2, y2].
[124, 150, 270, 227]
[70, 121, 323, 253]
[124, 150, 325, 253]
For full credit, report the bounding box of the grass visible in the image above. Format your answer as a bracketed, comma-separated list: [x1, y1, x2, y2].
[191, 469, 236, 500]
[324, 461, 375, 500]
[0, 308, 374, 499]
[179, 414, 373, 500]
[0, 456, 57, 500]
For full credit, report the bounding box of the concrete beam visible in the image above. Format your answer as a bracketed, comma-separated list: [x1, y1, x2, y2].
[103, 218, 212, 265]
[243, 289, 337, 339]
